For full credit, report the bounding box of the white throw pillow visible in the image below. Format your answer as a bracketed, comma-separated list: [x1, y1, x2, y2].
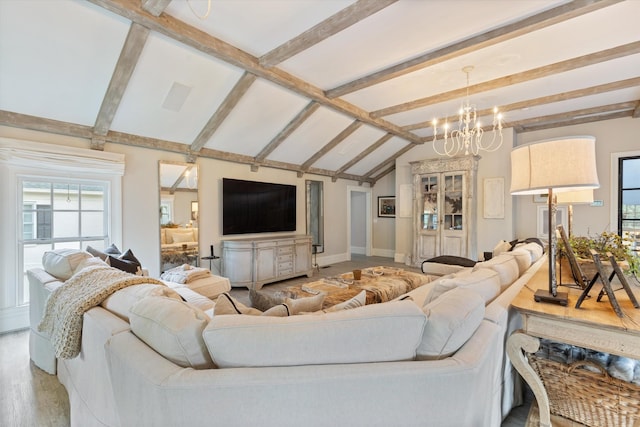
[203, 300, 426, 368]
[129, 296, 214, 369]
[171, 230, 194, 243]
[492, 240, 512, 257]
[324, 290, 366, 312]
[73, 256, 110, 275]
[42, 249, 92, 281]
[417, 287, 485, 360]
[101, 283, 182, 322]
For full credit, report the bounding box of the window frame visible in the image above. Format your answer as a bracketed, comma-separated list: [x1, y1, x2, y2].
[617, 155, 640, 253]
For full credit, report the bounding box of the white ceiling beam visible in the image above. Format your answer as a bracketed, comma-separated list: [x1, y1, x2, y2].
[141, 0, 172, 16]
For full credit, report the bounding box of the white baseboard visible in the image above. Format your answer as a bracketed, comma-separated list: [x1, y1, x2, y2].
[371, 248, 394, 258]
[315, 252, 350, 268]
[0, 305, 29, 334]
[350, 246, 365, 255]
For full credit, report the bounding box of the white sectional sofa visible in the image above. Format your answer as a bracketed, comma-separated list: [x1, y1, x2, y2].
[28, 242, 545, 427]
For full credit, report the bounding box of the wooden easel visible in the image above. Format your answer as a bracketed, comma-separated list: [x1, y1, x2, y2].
[557, 224, 587, 289]
[575, 249, 639, 318]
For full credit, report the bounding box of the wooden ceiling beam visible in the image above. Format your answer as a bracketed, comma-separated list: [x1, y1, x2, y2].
[326, 0, 622, 98]
[259, 0, 397, 67]
[87, 0, 422, 144]
[0, 110, 375, 185]
[94, 22, 149, 136]
[190, 71, 257, 153]
[404, 76, 640, 132]
[371, 41, 640, 118]
[633, 101, 640, 118]
[253, 101, 320, 171]
[299, 121, 363, 174]
[332, 133, 393, 181]
[141, 0, 172, 16]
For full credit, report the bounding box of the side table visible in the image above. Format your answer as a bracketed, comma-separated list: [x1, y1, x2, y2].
[201, 255, 220, 274]
[507, 260, 640, 427]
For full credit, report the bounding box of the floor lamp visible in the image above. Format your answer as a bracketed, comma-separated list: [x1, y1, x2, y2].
[510, 136, 599, 305]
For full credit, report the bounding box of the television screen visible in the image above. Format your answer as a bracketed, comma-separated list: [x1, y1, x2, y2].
[222, 178, 296, 235]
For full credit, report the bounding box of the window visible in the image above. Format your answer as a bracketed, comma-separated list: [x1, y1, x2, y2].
[619, 156, 640, 255]
[19, 178, 109, 304]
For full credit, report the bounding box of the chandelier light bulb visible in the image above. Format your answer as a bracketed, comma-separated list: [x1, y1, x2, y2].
[432, 66, 504, 157]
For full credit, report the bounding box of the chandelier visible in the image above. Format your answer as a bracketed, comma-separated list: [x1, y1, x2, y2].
[432, 66, 504, 157]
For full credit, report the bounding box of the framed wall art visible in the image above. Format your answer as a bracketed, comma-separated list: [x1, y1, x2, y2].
[378, 196, 396, 218]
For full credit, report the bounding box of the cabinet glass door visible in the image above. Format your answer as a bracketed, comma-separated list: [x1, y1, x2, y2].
[421, 175, 438, 230]
[443, 174, 463, 230]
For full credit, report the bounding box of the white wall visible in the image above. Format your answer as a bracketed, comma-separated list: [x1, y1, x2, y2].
[372, 172, 396, 257]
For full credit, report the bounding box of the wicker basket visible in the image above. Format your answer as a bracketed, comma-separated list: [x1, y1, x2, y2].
[528, 355, 640, 427]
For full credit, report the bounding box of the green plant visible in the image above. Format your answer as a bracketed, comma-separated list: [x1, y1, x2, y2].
[559, 231, 639, 277]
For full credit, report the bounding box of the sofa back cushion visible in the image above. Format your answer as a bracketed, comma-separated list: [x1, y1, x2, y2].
[202, 300, 426, 368]
[42, 249, 92, 281]
[417, 287, 485, 360]
[101, 284, 182, 322]
[129, 296, 214, 369]
[423, 268, 501, 305]
[164, 228, 197, 244]
[472, 254, 520, 290]
[510, 248, 532, 276]
[514, 242, 544, 263]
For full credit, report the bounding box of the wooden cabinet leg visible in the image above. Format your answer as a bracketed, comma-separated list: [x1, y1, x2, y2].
[506, 331, 551, 427]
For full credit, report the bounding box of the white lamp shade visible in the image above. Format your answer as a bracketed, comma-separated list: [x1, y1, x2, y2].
[510, 136, 600, 195]
[556, 189, 594, 204]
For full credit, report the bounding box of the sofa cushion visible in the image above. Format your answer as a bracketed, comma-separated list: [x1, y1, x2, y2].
[249, 289, 325, 314]
[472, 254, 520, 290]
[42, 249, 92, 281]
[73, 256, 110, 274]
[514, 241, 544, 263]
[510, 248, 532, 276]
[423, 269, 501, 305]
[101, 283, 182, 322]
[421, 255, 476, 276]
[417, 287, 485, 360]
[129, 296, 214, 369]
[203, 300, 426, 368]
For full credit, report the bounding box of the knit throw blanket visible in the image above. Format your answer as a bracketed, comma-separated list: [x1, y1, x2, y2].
[38, 265, 165, 359]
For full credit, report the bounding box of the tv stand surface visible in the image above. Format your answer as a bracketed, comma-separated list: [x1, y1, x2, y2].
[221, 235, 313, 290]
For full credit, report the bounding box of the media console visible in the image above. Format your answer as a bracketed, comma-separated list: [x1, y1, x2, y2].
[221, 235, 313, 290]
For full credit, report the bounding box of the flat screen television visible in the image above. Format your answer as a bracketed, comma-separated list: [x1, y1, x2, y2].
[222, 178, 296, 235]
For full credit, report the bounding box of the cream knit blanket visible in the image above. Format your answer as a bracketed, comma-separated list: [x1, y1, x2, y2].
[38, 265, 165, 359]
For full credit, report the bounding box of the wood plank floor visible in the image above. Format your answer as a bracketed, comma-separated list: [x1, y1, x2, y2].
[1, 255, 539, 426]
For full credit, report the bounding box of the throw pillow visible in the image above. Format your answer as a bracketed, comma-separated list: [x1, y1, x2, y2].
[101, 283, 182, 322]
[284, 292, 325, 315]
[249, 289, 284, 311]
[171, 231, 194, 244]
[72, 256, 110, 275]
[129, 296, 214, 369]
[214, 293, 289, 317]
[107, 249, 142, 275]
[42, 249, 92, 281]
[86, 244, 121, 260]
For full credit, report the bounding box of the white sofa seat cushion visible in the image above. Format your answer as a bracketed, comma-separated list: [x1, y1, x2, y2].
[417, 287, 485, 360]
[514, 242, 544, 263]
[423, 268, 501, 305]
[510, 248, 533, 276]
[42, 249, 92, 281]
[129, 296, 214, 369]
[101, 283, 182, 322]
[472, 254, 520, 291]
[203, 300, 426, 368]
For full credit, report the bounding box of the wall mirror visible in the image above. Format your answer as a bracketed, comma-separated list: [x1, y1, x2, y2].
[158, 161, 199, 273]
[306, 180, 324, 253]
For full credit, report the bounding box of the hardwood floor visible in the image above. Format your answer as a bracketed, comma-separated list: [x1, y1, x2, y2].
[1, 255, 535, 427]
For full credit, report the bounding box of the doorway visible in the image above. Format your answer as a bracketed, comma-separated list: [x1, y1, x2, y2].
[347, 186, 372, 258]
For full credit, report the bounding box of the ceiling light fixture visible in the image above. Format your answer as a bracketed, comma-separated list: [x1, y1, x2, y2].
[187, 0, 212, 20]
[432, 66, 504, 157]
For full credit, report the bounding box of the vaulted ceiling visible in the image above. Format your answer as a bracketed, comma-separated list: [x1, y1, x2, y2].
[1, 0, 639, 185]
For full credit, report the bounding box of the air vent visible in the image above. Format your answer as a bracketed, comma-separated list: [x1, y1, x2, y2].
[162, 82, 192, 112]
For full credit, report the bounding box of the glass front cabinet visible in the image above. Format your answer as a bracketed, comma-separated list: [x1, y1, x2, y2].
[411, 156, 479, 264]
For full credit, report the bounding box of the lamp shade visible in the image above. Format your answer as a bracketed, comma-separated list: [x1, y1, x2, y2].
[510, 136, 600, 195]
[556, 189, 594, 205]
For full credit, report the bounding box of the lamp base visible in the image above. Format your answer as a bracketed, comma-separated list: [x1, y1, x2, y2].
[534, 289, 568, 306]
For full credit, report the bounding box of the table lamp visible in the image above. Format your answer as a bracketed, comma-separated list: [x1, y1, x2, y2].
[510, 136, 599, 305]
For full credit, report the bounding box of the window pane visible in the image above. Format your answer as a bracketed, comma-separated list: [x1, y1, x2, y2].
[622, 158, 640, 188]
[82, 240, 108, 251]
[53, 212, 79, 238]
[81, 184, 105, 210]
[81, 212, 104, 236]
[622, 190, 640, 219]
[53, 183, 80, 210]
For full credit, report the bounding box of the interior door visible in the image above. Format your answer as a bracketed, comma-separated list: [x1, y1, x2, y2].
[441, 172, 466, 257]
[417, 174, 439, 260]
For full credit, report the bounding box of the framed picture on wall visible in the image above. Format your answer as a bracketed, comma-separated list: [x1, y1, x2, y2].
[378, 196, 396, 218]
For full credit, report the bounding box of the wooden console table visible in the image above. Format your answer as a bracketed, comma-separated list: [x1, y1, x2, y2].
[507, 260, 640, 427]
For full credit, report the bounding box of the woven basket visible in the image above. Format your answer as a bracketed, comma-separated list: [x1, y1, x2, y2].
[528, 355, 640, 427]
